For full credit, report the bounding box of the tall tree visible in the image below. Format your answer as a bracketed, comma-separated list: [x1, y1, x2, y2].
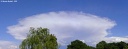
[67, 40, 91, 49]
[19, 27, 58, 49]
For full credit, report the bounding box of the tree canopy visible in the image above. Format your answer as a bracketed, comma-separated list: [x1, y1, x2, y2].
[19, 27, 58, 49]
[67, 40, 128, 49]
[96, 41, 128, 49]
[96, 41, 107, 49]
[67, 40, 94, 49]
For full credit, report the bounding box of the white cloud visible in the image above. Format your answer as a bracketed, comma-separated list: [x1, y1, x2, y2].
[0, 41, 18, 49]
[104, 37, 128, 43]
[7, 11, 128, 46]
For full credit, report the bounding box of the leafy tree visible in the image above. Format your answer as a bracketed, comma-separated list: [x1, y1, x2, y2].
[96, 41, 107, 49]
[67, 40, 91, 49]
[19, 27, 58, 49]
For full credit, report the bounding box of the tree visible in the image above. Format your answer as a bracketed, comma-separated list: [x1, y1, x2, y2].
[117, 41, 127, 49]
[96, 41, 107, 49]
[19, 27, 58, 49]
[107, 43, 119, 49]
[67, 40, 90, 49]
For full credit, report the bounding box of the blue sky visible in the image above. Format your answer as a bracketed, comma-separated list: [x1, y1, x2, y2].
[0, 0, 128, 49]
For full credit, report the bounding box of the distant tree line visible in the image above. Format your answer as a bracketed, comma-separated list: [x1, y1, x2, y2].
[96, 41, 128, 49]
[20, 27, 128, 49]
[67, 40, 128, 49]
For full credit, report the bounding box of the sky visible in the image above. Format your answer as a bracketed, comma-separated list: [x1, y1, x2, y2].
[0, 0, 128, 49]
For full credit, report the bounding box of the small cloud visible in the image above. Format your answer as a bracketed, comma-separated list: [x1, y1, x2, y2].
[104, 37, 128, 43]
[0, 40, 18, 49]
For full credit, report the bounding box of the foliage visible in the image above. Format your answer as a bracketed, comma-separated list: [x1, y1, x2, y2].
[19, 27, 128, 49]
[67, 40, 94, 49]
[67, 40, 128, 49]
[19, 27, 58, 49]
[96, 41, 128, 49]
[96, 41, 107, 49]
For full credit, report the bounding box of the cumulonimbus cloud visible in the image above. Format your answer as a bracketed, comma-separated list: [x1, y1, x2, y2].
[7, 11, 128, 46]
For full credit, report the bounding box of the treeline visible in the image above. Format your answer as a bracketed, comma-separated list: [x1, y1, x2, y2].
[19, 27, 128, 49]
[96, 41, 128, 49]
[67, 40, 128, 49]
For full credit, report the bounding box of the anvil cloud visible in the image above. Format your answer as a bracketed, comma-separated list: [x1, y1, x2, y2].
[7, 11, 128, 46]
